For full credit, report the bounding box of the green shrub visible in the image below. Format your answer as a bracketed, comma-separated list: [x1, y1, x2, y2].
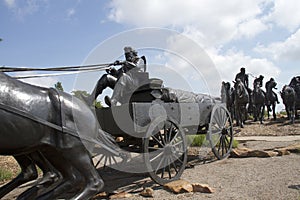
[0, 168, 13, 182]
[187, 135, 207, 147]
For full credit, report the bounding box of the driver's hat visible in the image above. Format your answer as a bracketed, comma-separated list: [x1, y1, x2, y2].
[124, 46, 134, 53]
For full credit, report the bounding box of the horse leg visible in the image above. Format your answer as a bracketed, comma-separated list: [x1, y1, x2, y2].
[0, 155, 38, 199]
[33, 148, 82, 200]
[260, 105, 264, 124]
[291, 105, 295, 124]
[272, 103, 276, 120]
[61, 146, 104, 200]
[285, 105, 289, 120]
[36, 145, 103, 200]
[253, 105, 257, 122]
[16, 151, 60, 200]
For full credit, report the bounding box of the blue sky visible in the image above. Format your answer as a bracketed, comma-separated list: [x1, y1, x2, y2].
[1, 0, 300, 110]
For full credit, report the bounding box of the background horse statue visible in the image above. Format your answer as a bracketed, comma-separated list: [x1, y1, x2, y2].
[233, 79, 249, 128]
[0, 72, 104, 199]
[252, 81, 265, 124]
[265, 80, 278, 120]
[289, 76, 300, 118]
[280, 85, 296, 123]
[221, 81, 235, 121]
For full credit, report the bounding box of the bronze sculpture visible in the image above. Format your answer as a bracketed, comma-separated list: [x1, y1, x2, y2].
[0, 72, 104, 199]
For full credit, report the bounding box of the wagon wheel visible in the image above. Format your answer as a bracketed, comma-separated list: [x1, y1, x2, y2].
[143, 117, 187, 185]
[92, 133, 128, 170]
[92, 149, 123, 170]
[208, 104, 233, 159]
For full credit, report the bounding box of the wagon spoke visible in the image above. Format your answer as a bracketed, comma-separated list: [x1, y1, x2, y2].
[158, 132, 166, 145]
[221, 115, 229, 128]
[152, 135, 165, 148]
[167, 123, 174, 143]
[222, 136, 226, 156]
[212, 123, 222, 131]
[171, 161, 179, 174]
[154, 155, 165, 174]
[167, 158, 172, 179]
[150, 151, 164, 162]
[169, 132, 180, 144]
[148, 147, 163, 151]
[172, 140, 183, 148]
[94, 154, 105, 168]
[213, 115, 221, 128]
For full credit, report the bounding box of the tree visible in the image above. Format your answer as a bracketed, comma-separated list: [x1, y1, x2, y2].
[72, 90, 103, 108]
[54, 82, 64, 91]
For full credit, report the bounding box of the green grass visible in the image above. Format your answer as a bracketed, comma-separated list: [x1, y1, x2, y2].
[187, 135, 207, 147]
[232, 139, 239, 148]
[0, 167, 13, 182]
[187, 134, 239, 148]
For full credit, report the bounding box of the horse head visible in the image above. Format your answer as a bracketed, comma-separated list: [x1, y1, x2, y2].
[234, 79, 248, 99]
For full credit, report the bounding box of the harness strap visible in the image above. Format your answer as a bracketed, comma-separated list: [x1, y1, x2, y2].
[0, 102, 63, 132]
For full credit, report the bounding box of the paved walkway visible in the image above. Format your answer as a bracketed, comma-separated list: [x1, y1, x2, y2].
[235, 135, 300, 142]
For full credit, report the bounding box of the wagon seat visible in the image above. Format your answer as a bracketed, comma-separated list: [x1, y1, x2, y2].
[105, 72, 166, 106]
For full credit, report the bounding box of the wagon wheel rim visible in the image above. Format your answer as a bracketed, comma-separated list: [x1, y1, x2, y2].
[143, 117, 187, 185]
[208, 104, 233, 159]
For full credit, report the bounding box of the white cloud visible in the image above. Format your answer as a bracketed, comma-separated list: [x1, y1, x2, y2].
[237, 18, 269, 39]
[67, 8, 75, 17]
[255, 28, 300, 61]
[209, 48, 281, 84]
[109, 0, 288, 94]
[3, 0, 48, 19]
[108, 0, 267, 46]
[264, 0, 300, 31]
[4, 0, 16, 8]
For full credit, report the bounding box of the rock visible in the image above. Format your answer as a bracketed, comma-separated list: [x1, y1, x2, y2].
[109, 192, 133, 199]
[274, 149, 291, 156]
[230, 148, 252, 158]
[116, 137, 124, 142]
[192, 183, 215, 193]
[248, 150, 278, 157]
[140, 187, 154, 197]
[94, 191, 108, 198]
[164, 179, 193, 193]
[231, 148, 278, 158]
[284, 143, 300, 153]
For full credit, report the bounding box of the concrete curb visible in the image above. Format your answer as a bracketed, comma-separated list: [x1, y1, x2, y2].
[235, 135, 300, 142]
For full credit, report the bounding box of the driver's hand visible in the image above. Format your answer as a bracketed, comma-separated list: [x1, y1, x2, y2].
[114, 60, 120, 65]
[105, 67, 112, 74]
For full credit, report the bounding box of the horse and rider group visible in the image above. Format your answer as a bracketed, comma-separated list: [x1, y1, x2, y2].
[222, 67, 300, 127]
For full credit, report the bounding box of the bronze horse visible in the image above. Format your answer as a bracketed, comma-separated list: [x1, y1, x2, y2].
[233, 79, 249, 128]
[280, 85, 296, 124]
[221, 81, 235, 121]
[252, 82, 265, 124]
[0, 72, 104, 199]
[265, 80, 278, 120]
